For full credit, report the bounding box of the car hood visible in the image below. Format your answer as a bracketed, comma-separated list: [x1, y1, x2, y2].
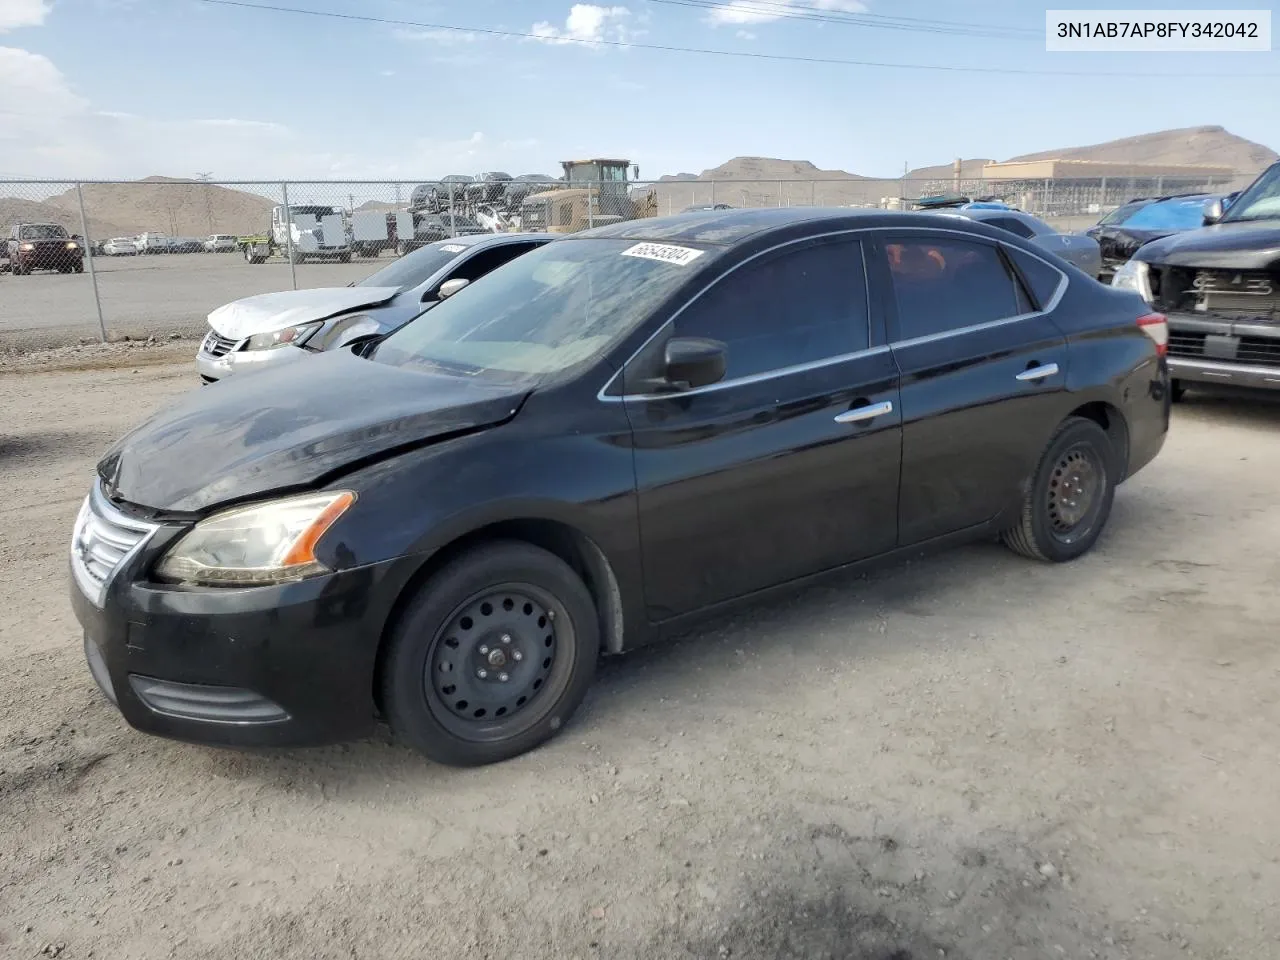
[208, 287, 402, 339]
[1134, 219, 1280, 270]
[98, 349, 530, 513]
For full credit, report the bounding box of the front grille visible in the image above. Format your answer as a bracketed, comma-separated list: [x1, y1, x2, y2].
[1167, 331, 1280, 369]
[1191, 270, 1280, 317]
[201, 329, 240, 357]
[70, 483, 158, 607]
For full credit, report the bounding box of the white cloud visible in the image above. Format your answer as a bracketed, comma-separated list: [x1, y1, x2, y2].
[0, 0, 50, 32]
[393, 28, 479, 45]
[0, 47, 542, 180]
[531, 4, 632, 47]
[736, 29, 757, 39]
[704, 0, 867, 27]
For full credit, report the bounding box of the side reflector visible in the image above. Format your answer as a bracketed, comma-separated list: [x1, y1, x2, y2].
[1137, 312, 1168, 357]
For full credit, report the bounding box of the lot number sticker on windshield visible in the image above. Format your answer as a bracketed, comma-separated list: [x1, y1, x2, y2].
[440, 244, 467, 253]
[621, 242, 705, 266]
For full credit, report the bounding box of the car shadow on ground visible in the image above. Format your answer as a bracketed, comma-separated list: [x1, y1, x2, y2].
[181, 504, 1159, 790]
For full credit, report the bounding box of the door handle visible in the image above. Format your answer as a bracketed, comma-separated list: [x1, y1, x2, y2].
[1015, 363, 1060, 382]
[834, 400, 893, 424]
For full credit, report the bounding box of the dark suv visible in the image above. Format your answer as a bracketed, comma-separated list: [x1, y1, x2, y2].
[1113, 161, 1280, 398]
[6, 222, 85, 275]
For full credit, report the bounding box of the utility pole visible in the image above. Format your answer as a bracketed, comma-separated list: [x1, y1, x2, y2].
[196, 172, 214, 233]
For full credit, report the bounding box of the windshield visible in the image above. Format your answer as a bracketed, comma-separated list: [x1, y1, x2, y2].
[20, 224, 68, 240]
[371, 237, 716, 384]
[355, 243, 463, 291]
[1221, 165, 1280, 223]
[1097, 201, 1147, 226]
[1122, 197, 1212, 231]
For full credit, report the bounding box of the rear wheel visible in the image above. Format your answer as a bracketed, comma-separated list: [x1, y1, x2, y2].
[1002, 416, 1116, 563]
[381, 541, 599, 766]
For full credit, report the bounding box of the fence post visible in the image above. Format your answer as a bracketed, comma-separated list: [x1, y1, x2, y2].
[447, 182, 457, 237]
[280, 182, 298, 291]
[588, 181, 595, 229]
[811, 180, 816, 207]
[74, 182, 108, 342]
[710, 180, 716, 206]
[777, 180, 782, 207]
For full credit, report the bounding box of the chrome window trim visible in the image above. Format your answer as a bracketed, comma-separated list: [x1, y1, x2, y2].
[595, 224, 1069, 403]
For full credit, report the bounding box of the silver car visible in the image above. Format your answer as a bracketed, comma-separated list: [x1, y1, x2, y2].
[934, 208, 1103, 278]
[195, 232, 557, 383]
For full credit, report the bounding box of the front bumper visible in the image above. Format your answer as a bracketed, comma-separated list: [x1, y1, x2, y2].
[70, 524, 417, 748]
[15, 248, 83, 270]
[195, 342, 309, 382]
[1165, 310, 1280, 391]
[1168, 357, 1280, 391]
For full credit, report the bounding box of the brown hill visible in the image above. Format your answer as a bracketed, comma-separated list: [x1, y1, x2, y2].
[1007, 125, 1276, 170]
[0, 196, 136, 241]
[42, 176, 275, 239]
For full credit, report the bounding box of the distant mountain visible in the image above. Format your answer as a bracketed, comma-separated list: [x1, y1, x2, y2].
[1006, 125, 1276, 170]
[39, 177, 275, 238]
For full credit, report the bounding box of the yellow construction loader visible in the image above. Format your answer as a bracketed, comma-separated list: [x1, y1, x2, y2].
[519, 159, 658, 234]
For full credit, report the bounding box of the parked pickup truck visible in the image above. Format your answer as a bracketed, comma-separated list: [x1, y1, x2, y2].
[1113, 160, 1280, 399]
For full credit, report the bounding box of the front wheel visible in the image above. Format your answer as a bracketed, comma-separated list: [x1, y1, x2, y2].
[1002, 416, 1116, 563]
[1169, 379, 1187, 403]
[381, 541, 599, 766]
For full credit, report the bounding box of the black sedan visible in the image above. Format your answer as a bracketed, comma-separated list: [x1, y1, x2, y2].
[70, 208, 1171, 766]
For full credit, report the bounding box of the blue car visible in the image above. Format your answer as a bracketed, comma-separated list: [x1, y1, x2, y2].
[195, 232, 557, 383]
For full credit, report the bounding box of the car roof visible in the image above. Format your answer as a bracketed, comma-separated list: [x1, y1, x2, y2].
[575, 207, 1001, 246]
[433, 231, 560, 249]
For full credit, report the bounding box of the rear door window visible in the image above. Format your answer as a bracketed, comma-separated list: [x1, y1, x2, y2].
[882, 235, 1029, 341]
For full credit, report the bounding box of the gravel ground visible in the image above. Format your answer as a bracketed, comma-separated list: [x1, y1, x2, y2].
[1, 364, 1279, 960]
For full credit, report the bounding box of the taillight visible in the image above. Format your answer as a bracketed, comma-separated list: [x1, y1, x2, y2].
[1136, 312, 1168, 357]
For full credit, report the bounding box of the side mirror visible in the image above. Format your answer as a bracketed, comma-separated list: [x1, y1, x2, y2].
[435, 277, 470, 300]
[1202, 198, 1224, 226]
[663, 337, 726, 390]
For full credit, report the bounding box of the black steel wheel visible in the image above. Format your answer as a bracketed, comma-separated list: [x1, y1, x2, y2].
[1002, 416, 1116, 563]
[381, 541, 599, 766]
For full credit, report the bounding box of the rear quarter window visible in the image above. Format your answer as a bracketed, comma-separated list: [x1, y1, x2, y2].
[1003, 245, 1065, 311]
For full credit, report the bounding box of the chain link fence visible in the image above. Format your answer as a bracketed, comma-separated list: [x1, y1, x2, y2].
[0, 172, 1255, 350]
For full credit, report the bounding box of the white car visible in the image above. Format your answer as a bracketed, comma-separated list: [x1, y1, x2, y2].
[102, 237, 138, 256]
[203, 234, 239, 253]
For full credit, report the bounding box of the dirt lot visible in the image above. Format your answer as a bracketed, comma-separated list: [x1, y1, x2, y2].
[2, 353, 1279, 960]
[0, 253, 376, 350]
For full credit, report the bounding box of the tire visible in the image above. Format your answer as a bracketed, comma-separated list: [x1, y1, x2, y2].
[381, 541, 599, 767]
[74, 263, 84, 274]
[1001, 416, 1117, 564]
[1169, 379, 1187, 403]
[339, 252, 352, 263]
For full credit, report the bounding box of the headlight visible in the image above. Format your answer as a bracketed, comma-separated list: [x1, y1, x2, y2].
[19, 242, 34, 251]
[66, 241, 79, 250]
[155, 491, 355, 586]
[246, 320, 323, 350]
[1111, 259, 1152, 302]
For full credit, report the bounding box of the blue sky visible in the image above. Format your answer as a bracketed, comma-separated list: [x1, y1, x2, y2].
[2, 0, 1277, 181]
